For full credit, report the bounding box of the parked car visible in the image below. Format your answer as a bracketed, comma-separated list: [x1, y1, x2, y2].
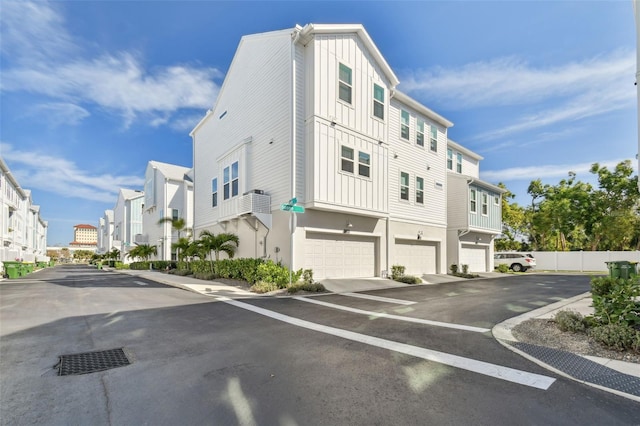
[494, 252, 536, 272]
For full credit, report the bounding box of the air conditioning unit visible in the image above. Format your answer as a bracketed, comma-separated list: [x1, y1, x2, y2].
[243, 189, 265, 195]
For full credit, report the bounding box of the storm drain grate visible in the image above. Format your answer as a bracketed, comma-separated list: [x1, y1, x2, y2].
[508, 341, 640, 397]
[56, 348, 130, 376]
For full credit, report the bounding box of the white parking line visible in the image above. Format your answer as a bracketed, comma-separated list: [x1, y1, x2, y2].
[216, 297, 555, 390]
[134, 281, 148, 286]
[293, 296, 490, 333]
[341, 292, 416, 305]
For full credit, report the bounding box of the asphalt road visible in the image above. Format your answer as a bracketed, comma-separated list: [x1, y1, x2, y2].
[1, 266, 638, 425]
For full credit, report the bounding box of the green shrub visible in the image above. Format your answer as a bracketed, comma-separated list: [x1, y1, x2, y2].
[391, 265, 405, 280]
[250, 281, 280, 294]
[193, 272, 217, 280]
[589, 323, 637, 351]
[287, 282, 327, 294]
[256, 260, 301, 288]
[114, 262, 129, 270]
[190, 260, 211, 274]
[461, 264, 469, 274]
[129, 261, 150, 270]
[395, 275, 422, 284]
[590, 277, 640, 326]
[632, 331, 640, 353]
[554, 310, 586, 333]
[169, 269, 193, 276]
[302, 269, 314, 285]
[497, 264, 509, 273]
[450, 264, 458, 274]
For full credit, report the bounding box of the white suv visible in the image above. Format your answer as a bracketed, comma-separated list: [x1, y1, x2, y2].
[494, 252, 536, 272]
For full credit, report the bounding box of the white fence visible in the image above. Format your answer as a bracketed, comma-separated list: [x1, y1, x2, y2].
[530, 251, 640, 272]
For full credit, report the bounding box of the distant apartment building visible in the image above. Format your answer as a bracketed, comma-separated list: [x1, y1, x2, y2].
[140, 161, 193, 261]
[70, 224, 98, 248]
[112, 189, 144, 262]
[0, 157, 48, 267]
[96, 210, 114, 255]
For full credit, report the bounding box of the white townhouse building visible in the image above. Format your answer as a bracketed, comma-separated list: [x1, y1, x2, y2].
[0, 158, 48, 267]
[446, 140, 505, 272]
[97, 210, 114, 255]
[140, 161, 194, 261]
[191, 23, 497, 280]
[112, 189, 144, 262]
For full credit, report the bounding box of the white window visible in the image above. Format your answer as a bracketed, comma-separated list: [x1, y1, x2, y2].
[430, 125, 438, 152]
[494, 195, 500, 205]
[400, 172, 409, 201]
[223, 161, 239, 200]
[417, 119, 425, 147]
[373, 84, 384, 119]
[447, 148, 453, 170]
[482, 193, 488, 215]
[358, 151, 371, 178]
[341, 146, 354, 173]
[416, 177, 424, 204]
[231, 162, 239, 197]
[172, 209, 179, 220]
[470, 189, 477, 213]
[212, 178, 218, 207]
[401, 110, 410, 140]
[456, 153, 463, 173]
[339, 63, 352, 104]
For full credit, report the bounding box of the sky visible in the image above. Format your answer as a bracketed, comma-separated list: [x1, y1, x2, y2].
[0, 0, 637, 246]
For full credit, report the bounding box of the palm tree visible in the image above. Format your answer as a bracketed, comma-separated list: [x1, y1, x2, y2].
[199, 230, 239, 272]
[108, 249, 120, 261]
[172, 237, 191, 263]
[158, 216, 192, 260]
[127, 244, 157, 261]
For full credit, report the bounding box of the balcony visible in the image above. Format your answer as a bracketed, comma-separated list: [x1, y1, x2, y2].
[218, 191, 271, 223]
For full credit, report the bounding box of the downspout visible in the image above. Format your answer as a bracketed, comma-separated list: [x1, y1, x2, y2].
[290, 27, 301, 272]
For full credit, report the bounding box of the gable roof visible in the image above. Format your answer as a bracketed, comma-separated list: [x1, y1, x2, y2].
[119, 188, 144, 200]
[149, 160, 192, 182]
[448, 139, 483, 161]
[297, 23, 400, 88]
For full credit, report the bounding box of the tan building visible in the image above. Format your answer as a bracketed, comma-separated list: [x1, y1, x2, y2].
[70, 224, 97, 247]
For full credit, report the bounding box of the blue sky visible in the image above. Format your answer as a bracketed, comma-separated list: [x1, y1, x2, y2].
[1, 1, 636, 246]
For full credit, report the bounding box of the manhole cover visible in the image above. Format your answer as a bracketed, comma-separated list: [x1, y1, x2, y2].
[56, 348, 130, 376]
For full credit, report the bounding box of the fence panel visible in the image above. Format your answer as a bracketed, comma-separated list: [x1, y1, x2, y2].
[530, 251, 640, 272]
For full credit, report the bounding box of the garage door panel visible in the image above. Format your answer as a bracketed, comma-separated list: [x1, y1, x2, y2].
[394, 240, 437, 275]
[460, 245, 487, 272]
[304, 233, 376, 279]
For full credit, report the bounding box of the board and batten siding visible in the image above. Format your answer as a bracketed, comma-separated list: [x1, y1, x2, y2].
[308, 34, 390, 143]
[387, 99, 447, 226]
[309, 120, 387, 213]
[469, 184, 502, 232]
[192, 30, 293, 230]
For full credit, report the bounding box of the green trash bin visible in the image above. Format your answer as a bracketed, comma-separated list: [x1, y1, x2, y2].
[23, 262, 34, 274]
[605, 261, 637, 279]
[3, 262, 21, 279]
[97, 262, 103, 270]
[605, 261, 621, 278]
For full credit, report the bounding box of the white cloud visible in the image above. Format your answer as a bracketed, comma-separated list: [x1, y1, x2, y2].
[27, 103, 90, 126]
[0, 1, 221, 128]
[480, 159, 633, 182]
[401, 50, 635, 140]
[1, 143, 144, 203]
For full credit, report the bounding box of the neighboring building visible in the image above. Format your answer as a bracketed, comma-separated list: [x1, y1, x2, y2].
[141, 161, 193, 261]
[0, 158, 48, 267]
[190, 24, 474, 280]
[112, 189, 144, 262]
[96, 210, 114, 255]
[446, 139, 505, 272]
[70, 224, 98, 248]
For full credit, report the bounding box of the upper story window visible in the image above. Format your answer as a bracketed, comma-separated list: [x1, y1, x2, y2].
[172, 209, 179, 220]
[358, 152, 371, 178]
[373, 84, 384, 119]
[494, 195, 500, 205]
[470, 189, 477, 213]
[342, 145, 370, 178]
[211, 178, 218, 207]
[401, 110, 410, 140]
[430, 126, 438, 152]
[339, 63, 352, 104]
[416, 177, 424, 204]
[482, 193, 488, 215]
[341, 146, 354, 173]
[416, 119, 425, 147]
[223, 161, 239, 200]
[456, 153, 463, 173]
[447, 148, 453, 170]
[400, 172, 409, 201]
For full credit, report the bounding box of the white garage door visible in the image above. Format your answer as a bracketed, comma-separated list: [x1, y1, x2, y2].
[394, 240, 437, 275]
[460, 245, 487, 272]
[304, 233, 376, 279]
